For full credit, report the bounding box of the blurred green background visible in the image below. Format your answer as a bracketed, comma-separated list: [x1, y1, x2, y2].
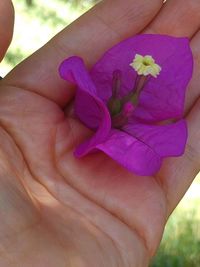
[1, 1, 200, 266]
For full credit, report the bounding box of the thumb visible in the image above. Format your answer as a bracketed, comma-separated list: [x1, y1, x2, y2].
[0, 0, 14, 62]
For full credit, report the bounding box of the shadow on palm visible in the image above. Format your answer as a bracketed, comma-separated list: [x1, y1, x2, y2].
[0, 81, 167, 257]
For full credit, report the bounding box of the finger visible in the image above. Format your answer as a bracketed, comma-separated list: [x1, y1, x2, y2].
[143, 0, 200, 213]
[184, 30, 200, 112]
[145, 0, 200, 38]
[157, 57, 200, 215]
[157, 99, 200, 215]
[3, 0, 163, 106]
[0, 0, 14, 62]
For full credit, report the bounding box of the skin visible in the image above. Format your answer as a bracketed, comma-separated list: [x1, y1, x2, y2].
[0, 0, 14, 62]
[0, 0, 200, 266]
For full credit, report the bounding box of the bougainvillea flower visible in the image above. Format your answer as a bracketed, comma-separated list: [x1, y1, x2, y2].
[59, 34, 193, 176]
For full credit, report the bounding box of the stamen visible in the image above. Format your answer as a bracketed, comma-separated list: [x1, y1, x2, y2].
[108, 70, 123, 116]
[108, 98, 122, 116]
[112, 102, 135, 128]
[122, 102, 135, 117]
[136, 75, 148, 92]
[122, 75, 149, 105]
[121, 54, 162, 106]
[107, 54, 162, 126]
[112, 69, 122, 98]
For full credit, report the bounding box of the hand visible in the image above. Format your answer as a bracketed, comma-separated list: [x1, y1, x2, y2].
[0, 1, 200, 266]
[0, 0, 14, 62]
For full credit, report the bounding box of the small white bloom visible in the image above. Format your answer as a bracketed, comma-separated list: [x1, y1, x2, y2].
[130, 54, 161, 78]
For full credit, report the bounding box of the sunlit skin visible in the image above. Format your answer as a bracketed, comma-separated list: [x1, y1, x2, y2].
[0, 0, 14, 61]
[0, 0, 200, 266]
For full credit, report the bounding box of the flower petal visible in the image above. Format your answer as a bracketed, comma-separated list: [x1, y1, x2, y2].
[76, 129, 162, 176]
[95, 129, 162, 176]
[59, 56, 111, 141]
[123, 119, 187, 157]
[90, 34, 193, 121]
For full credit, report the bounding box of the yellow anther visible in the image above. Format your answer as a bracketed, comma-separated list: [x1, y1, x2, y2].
[130, 54, 161, 78]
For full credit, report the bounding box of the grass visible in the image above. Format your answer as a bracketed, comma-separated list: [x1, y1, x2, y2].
[1, 0, 94, 75]
[151, 207, 200, 267]
[151, 174, 200, 267]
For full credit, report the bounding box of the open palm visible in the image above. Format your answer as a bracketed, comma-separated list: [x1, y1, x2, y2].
[1, 1, 200, 266]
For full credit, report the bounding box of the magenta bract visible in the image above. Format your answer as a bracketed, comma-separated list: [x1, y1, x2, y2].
[59, 34, 193, 176]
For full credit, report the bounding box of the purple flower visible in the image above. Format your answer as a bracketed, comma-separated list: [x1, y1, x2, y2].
[59, 34, 193, 176]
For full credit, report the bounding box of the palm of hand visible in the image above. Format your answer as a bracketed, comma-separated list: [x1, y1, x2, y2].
[0, 82, 164, 266]
[1, 1, 200, 266]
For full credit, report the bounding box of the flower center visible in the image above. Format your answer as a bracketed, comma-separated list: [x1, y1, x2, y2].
[130, 54, 161, 78]
[107, 54, 161, 128]
[143, 61, 149, 66]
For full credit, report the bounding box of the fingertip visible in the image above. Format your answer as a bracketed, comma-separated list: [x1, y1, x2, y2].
[0, 0, 15, 62]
